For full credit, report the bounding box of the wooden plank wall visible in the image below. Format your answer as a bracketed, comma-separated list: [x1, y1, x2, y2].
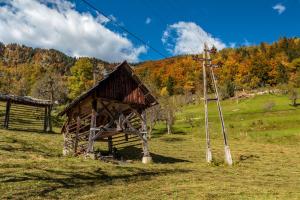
[98, 67, 146, 105]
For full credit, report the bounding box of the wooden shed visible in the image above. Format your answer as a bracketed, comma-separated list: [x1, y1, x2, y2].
[59, 61, 158, 163]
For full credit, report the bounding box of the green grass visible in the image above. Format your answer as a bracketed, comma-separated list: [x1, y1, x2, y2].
[1, 94, 300, 199]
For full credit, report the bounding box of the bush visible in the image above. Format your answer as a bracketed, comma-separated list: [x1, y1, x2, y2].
[263, 101, 276, 111]
[289, 89, 299, 106]
[220, 80, 235, 99]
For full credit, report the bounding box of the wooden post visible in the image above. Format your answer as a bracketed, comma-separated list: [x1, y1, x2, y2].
[108, 136, 113, 154]
[203, 43, 212, 163]
[141, 110, 152, 164]
[47, 105, 52, 132]
[87, 99, 97, 155]
[63, 118, 70, 156]
[74, 115, 80, 154]
[4, 100, 11, 129]
[44, 106, 48, 132]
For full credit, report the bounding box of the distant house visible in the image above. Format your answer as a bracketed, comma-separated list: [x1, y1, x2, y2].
[59, 61, 157, 163]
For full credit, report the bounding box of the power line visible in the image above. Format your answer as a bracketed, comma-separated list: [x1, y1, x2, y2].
[79, 0, 167, 59]
[139, 0, 203, 56]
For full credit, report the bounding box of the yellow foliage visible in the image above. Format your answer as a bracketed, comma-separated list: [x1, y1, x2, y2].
[160, 87, 168, 96]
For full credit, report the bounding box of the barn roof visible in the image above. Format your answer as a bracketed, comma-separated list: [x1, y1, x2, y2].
[0, 94, 52, 107]
[59, 61, 158, 116]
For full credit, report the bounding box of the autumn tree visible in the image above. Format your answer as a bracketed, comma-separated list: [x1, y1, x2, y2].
[31, 72, 67, 103]
[287, 57, 300, 106]
[0, 64, 14, 94]
[166, 76, 175, 96]
[68, 58, 94, 99]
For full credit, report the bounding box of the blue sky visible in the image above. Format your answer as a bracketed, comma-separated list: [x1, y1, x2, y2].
[0, 0, 299, 62]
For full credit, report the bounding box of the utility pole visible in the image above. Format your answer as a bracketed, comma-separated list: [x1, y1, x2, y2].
[193, 43, 233, 165]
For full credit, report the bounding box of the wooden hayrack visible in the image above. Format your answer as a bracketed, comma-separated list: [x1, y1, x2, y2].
[59, 61, 158, 163]
[0, 94, 52, 132]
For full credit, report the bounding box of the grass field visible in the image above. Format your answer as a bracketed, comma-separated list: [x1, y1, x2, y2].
[0, 94, 300, 199]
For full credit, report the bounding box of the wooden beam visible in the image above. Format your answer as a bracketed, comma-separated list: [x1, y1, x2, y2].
[4, 100, 11, 129]
[91, 108, 121, 141]
[108, 136, 113, 154]
[74, 116, 80, 154]
[43, 106, 48, 132]
[97, 97, 146, 110]
[113, 138, 140, 146]
[87, 99, 97, 153]
[62, 119, 70, 156]
[141, 110, 150, 157]
[98, 99, 114, 119]
[47, 105, 52, 132]
[128, 106, 143, 121]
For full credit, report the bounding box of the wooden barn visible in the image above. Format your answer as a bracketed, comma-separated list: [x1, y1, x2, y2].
[59, 61, 158, 163]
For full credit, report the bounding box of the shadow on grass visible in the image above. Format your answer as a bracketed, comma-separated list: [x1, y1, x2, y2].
[160, 137, 185, 142]
[151, 126, 188, 139]
[118, 146, 191, 164]
[290, 103, 300, 107]
[0, 166, 192, 198]
[0, 135, 60, 157]
[1, 127, 58, 134]
[6, 127, 45, 133]
[151, 126, 167, 138]
[234, 154, 260, 165]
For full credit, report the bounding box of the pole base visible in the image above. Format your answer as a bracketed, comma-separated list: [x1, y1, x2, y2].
[62, 148, 70, 156]
[224, 145, 233, 165]
[142, 156, 152, 164]
[85, 153, 96, 160]
[206, 148, 212, 163]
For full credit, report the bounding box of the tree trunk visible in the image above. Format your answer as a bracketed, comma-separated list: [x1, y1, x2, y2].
[293, 98, 297, 107]
[167, 123, 171, 134]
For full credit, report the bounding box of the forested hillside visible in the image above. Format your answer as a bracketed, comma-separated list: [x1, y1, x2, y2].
[0, 37, 300, 103]
[135, 37, 300, 97]
[0, 43, 111, 103]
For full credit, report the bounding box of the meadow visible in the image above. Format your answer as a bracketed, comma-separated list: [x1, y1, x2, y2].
[0, 94, 300, 199]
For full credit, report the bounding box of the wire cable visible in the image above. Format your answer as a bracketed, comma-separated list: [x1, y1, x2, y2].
[79, 0, 168, 59]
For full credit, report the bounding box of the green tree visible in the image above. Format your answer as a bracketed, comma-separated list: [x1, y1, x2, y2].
[68, 58, 94, 99]
[166, 76, 175, 96]
[220, 80, 235, 99]
[153, 75, 162, 89]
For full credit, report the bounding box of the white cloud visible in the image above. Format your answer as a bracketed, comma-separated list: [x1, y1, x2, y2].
[243, 39, 252, 46]
[0, 0, 146, 62]
[162, 21, 226, 55]
[273, 3, 286, 14]
[145, 17, 151, 24]
[229, 42, 236, 48]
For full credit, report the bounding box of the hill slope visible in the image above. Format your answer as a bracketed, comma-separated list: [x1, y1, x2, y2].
[1, 37, 300, 101]
[0, 94, 300, 199]
[135, 37, 300, 95]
